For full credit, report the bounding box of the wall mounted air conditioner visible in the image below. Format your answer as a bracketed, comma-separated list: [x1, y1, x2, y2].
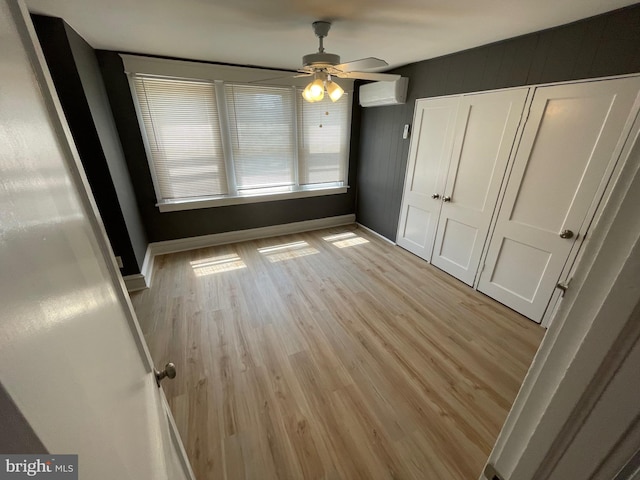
[359, 77, 408, 107]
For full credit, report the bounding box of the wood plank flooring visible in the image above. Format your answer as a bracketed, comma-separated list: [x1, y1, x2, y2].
[131, 225, 544, 480]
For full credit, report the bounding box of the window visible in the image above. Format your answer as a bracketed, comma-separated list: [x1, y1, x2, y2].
[298, 94, 350, 185]
[225, 84, 296, 191]
[133, 76, 227, 200]
[129, 69, 351, 211]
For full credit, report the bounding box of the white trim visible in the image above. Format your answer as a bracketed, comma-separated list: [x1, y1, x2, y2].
[356, 223, 396, 245]
[291, 85, 300, 185]
[215, 79, 237, 195]
[160, 389, 197, 480]
[123, 273, 147, 292]
[137, 214, 354, 288]
[150, 214, 356, 257]
[157, 185, 348, 212]
[140, 245, 154, 287]
[416, 72, 640, 105]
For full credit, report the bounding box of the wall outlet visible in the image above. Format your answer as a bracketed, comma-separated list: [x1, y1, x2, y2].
[115, 256, 124, 269]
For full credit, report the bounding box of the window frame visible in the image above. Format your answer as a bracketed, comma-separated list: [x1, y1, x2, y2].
[123, 55, 353, 212]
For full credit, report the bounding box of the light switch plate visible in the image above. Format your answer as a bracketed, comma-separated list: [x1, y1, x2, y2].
[115, 256, 124, 269]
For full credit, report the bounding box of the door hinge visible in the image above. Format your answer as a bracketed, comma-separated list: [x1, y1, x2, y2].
[556, 279, 571, 297]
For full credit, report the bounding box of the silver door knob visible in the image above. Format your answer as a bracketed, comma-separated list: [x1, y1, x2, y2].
[442, 196, 451, 202]
[559, 229, 574, 239]
[155, 362, 176, 386]
[431, 193, 440, 199]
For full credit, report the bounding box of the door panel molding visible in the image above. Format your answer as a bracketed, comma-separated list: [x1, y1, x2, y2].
[478, 76, 640, 322]
[431, 88, 528, 285]
[396, 96, 459, 260]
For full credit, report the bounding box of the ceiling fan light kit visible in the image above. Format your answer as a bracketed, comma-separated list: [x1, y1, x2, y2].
[298, 20, 401, 103]
[325, 79, 344, 102]
[302, 72, 345, 103]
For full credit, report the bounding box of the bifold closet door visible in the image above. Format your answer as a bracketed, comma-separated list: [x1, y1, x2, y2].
[478, 76, 640, 322]
[396, 97, 459, 260]
[430, 88, 528, 285]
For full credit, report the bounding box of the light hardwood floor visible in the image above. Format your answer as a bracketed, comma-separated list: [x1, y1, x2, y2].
[131, 225, 544, 480]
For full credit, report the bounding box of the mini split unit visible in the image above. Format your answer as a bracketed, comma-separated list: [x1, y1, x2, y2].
[359, 77, 409, 107]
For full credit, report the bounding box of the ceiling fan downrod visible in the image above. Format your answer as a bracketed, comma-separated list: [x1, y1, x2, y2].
[304, 21, 340, 68]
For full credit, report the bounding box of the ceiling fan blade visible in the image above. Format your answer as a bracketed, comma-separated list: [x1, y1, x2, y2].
[248, 73, 299, 83]
[293, 73, 313, 78]
[335, 58, 388, 72]
[339, 71, 401, 82]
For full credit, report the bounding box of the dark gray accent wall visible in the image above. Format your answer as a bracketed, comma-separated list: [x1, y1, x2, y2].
[32, 15, 147, 275]
[357, 4, 640, 241]
[96, 52, 359, 242]
[64, 25, 148, 272]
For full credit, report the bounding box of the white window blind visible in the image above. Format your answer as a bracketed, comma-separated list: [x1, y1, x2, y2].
[225, 84, 296, 191]
[127, 63, 352, 209]
[297, 92, 350, 185]
[132, 76, 227, 200]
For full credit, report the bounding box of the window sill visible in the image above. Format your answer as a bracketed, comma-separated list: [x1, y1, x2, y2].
[157, 185, 349, 212]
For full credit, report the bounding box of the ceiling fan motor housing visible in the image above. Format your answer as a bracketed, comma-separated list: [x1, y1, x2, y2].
[303, 52, 341, 68]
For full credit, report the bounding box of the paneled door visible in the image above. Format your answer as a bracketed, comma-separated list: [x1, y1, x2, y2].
[396, 96, 459, 259]
[431, 89, 528, 285]
[478, 76, 640, 322]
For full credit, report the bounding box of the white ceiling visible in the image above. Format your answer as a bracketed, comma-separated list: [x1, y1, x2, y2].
[26, 0, 637, 72]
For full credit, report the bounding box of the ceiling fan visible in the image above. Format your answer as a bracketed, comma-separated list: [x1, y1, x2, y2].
[288, 20, 401, 102]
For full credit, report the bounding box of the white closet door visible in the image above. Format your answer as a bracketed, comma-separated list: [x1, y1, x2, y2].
[478, 76, 640, 322]
[397, 96, 459, 260]
[431, 88, 528, 285]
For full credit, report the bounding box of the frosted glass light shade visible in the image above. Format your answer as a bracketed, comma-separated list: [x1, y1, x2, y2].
[302, 84, 316, 102]
[308, 78, 325, 101]
[326, 80, 344, 102]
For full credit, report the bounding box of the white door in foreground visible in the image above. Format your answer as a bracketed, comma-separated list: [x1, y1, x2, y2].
[478, 76, 640, 322]
[431, 88, 528, 285]
[0, 2, 193, 479]
[397, 96, 459, 260]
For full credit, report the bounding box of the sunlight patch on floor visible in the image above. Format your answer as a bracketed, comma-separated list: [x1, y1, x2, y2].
[323, 231, 370, 248]
[190, 253, 247, 276]
[258, 240, 319, 262]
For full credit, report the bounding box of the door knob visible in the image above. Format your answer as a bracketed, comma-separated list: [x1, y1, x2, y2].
[442, 196, 451, 202]
[431, 193, 440, 199]
[559, 229, 574, 239]
[155, 362, 176, 386]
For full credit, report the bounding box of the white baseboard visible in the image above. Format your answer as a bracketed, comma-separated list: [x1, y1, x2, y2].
[139, 215, 356, 287]
[356, 223, 396, 245]
[123, 273, 147, 292]
[139, 244, 154, 289]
